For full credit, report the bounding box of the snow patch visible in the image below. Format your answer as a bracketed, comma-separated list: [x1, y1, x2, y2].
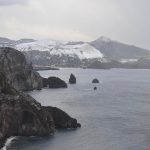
[119, 59, 138, 63]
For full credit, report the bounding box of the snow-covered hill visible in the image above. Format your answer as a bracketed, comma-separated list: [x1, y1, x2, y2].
[1, 36, 150, 68]
[16, 39, 103, 60]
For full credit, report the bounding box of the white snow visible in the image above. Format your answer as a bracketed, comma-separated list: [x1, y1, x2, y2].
[119, 59, 138, 63]
[16, 39, 104, 60]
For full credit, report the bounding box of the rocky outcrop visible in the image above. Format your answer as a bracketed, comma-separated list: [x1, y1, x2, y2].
[94, 87, 97, 90]
[43, 77, 68, 88]
[0, 77, 54, 148]
[69, 74, 76, 84]
[0, 93, 80, 148]
[0, 47, 42, 91]
[48, 77, 67, 88]
[0, 74, 80, 149]
[46, 106, 81, 128]
[0, 48, 80, 149]
[92, 78, 99, 83]
[0, 93, 54, 139]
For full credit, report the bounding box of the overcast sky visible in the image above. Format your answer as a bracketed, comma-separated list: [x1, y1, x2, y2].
[0, 0, 150, 49]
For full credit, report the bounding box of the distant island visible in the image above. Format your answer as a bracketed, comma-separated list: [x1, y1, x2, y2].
[0, 36, 150, 69]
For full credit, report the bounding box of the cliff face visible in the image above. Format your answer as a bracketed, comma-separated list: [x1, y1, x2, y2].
[0, 48, 81, 149]
[0, 47, 42, 91]
[0, 92, 55, 147]
[0, 72, 80, 149]
[0, 70, 54, 148]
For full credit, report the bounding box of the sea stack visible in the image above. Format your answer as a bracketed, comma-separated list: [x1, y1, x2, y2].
[69, 73, 76, 84]
[48, 77, 67, 88]
[92, 78, 99, 83]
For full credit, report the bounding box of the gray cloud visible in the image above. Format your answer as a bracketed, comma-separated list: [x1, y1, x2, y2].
[0, 0, 150, 49]
[0, 0, 29, 6]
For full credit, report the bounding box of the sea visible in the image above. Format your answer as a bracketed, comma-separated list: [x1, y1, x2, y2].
[4, 68, 150, 150]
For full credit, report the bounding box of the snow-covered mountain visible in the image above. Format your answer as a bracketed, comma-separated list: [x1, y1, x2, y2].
[90, 36, 150, 61]
[0, 37, 104, 67]
[16, 39, 103, 60]
[15, 39, 104, 67]
[1, 36, 150, 68]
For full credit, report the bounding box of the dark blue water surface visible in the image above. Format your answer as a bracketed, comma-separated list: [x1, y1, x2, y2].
[7, 69, 150, 150]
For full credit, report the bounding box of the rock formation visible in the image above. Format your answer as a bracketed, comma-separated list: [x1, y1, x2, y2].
[0, 47, 42, 91]
[0, 72, 80, 149]
[69, 73, 76, 84]
[46, 106, 81, 128]
[0, 48, 80, 149]
[92, 78, 99, 83]
[94, 87, 97, 90]
[0, 71, 53, 148]
[48, 77, 67, 88]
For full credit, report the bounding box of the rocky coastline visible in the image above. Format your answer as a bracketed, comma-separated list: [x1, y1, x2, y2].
[0, 47, 81, 149]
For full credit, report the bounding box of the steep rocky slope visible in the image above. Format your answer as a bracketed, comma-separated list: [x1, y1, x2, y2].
[0, 76, 80, 149]
[90, 36, 150, 60]
[0, 47, 42, 91]
[0, 48, 81, 149]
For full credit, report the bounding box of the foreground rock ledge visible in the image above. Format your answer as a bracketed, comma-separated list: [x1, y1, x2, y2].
[0, 84, 81, 149]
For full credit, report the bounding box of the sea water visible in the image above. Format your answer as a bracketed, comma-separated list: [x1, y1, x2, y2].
[7, 68, 150, 150]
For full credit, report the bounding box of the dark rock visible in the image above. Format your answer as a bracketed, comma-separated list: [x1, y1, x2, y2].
[92, 78, 99, 83]
[0, 71, 7, 92]
[48, 77, 67, 88]
[0, 91, 55, 149]
[94, 87, 97, 90]
[42, 78, 48, 88]
[0, 48, 80, 148]
[0, 71, 17, 95]
[0, 82, 80, 149]
[0, 47, 42, 91]
[69, 73, 76, 84]
[46, 106, 81, 128]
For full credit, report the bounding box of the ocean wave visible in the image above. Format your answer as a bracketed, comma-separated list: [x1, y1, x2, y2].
[2, 137, 16, 150]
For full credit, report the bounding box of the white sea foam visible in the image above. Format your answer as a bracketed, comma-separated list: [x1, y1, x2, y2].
[2, 137, 16, 150]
